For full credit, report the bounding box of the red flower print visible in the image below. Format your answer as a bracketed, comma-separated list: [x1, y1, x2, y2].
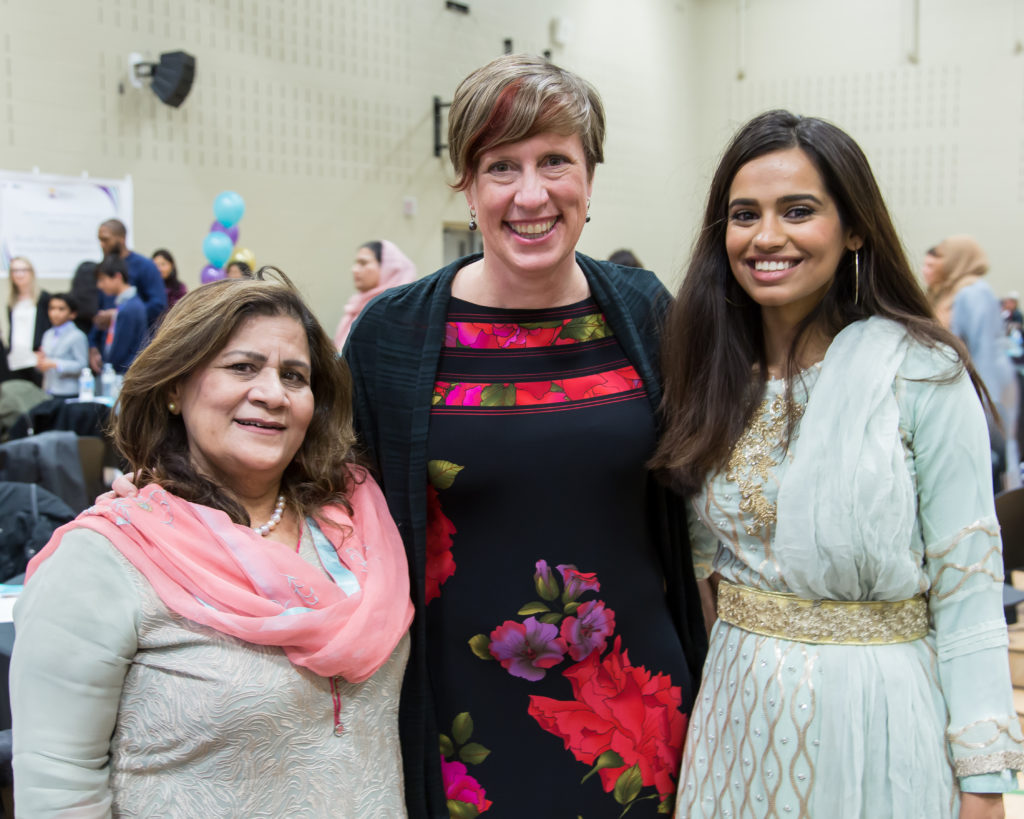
[446, 382, 485, 406]
[560, 600, 616, 661]
[515, 380, 569, 406]
[450, 322, 489, 348]
[489, 617, 568, 681]
[556, 564, 601, 600]
[440, 753, 492, 813]
[560, 366, 642, 401]
[425, 485, 456, 604]
[527, 637, 686, 799]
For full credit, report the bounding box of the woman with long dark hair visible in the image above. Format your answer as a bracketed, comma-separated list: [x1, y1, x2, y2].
[152, 248, 187, 309]
[653, 110, 1023, 818]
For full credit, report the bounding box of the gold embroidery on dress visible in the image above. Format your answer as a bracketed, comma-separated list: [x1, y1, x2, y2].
[925, 519, 1001, 560]
[954, 750, 1024, 777]
[727, 393, 804, 536]
[947, 716, 1024, 750]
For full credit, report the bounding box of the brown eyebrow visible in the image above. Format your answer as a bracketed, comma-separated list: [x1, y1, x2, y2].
[221, 349, 311, 372]
[728, 194, 824, 209]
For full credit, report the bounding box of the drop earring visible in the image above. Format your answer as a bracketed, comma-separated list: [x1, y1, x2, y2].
[468, 208, 477, 231]
[854, 250, 861, 306]
[585, 198, 591, 224]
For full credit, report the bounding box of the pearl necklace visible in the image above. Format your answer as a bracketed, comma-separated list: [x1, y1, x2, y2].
[253, 494, 286, 537]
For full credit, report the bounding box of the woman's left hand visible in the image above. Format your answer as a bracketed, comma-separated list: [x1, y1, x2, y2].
[959, 793, 1005, 819]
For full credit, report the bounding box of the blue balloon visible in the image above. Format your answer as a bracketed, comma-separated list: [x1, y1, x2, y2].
[213, 191, 246, 228]
[203, 231, 234, 268]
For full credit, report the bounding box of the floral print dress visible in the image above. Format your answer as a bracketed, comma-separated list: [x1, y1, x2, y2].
[426, 296, 693, 817]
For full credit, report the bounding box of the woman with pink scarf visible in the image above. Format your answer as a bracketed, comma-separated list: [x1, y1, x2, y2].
[334, 240, 417, 349]
[10, 272, 414, 817]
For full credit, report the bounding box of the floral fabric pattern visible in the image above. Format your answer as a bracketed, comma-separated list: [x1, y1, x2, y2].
[439, 711, 492, 818]
[433, 365, 642, 408]
[425, 459, 462, 605]
[426, 295, 690, 816]
[445, 313, 612, 349]
[469, 561, 685, 815]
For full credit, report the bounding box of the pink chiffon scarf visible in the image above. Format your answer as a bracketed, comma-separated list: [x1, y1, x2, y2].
[334, 239, 417, 349]
[26, 471, 413, 683]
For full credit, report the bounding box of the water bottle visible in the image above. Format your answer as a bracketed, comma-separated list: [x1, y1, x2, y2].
[100, 363, 116, 398]
[78, 367, 95, 402]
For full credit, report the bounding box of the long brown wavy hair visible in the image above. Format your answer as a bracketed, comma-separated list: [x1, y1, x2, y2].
[111, 268, 358, 524]
[650, 110, 984, 494]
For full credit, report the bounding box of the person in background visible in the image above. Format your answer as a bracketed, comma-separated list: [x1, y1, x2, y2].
[92, 255, 148, 375]
[35, 293, 89, 397]
[1001, 291, 1022, 333]
[225, 260, 253, 279]
[608, 248, 643, 268]
[344, 54, 706, 817]
[152, 248, 187, 309]
[96, 219, 167, 328]
[69, 260, 99, 334]
[924, 236, 1019, 490]
[653, 109, 1023, 818]
[6, 256, 50, 385]
[332, 240, 416, 349]
[11, 272, 413, 816]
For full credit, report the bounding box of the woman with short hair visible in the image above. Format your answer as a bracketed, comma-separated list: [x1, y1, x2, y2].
[345, 54, 705, 817]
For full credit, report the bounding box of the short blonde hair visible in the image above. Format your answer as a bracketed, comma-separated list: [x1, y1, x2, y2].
[447, 54, 606, 190]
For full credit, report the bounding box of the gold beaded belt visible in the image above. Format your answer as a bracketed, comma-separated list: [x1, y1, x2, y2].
[716, 581, 929, 645]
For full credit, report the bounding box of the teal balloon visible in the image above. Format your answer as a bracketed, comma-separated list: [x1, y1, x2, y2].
[213, 191, 246, 228]
[203, 231, 234, 268]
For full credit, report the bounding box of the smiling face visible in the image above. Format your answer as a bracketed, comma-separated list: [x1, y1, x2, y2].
[726, 147, 861, 331]
[169, 314, 314, 497]
[466, 131, 592, 286]
[351, 247, 381, 292]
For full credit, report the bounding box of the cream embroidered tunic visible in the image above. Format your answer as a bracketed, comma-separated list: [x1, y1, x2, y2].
[11, 526, 410, 818]
[676, 319, 1024, 818]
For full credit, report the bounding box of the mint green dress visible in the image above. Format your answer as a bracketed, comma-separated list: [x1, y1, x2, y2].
[675, 318, 1024, 818]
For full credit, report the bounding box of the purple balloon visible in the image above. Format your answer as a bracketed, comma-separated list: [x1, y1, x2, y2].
[200, 264, 225, 284]
[209, 220, 240, 245]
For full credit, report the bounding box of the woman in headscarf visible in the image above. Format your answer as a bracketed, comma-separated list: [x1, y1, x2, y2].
[924, 235, 1019, 488]
[333, 240, 417, 350]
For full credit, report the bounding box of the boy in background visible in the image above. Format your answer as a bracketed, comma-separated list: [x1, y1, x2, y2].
[35, 293, 89, 397]
[91, 255, 147, 374]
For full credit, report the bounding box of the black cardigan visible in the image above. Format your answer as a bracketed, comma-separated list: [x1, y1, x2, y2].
[343, 253, 707, 818]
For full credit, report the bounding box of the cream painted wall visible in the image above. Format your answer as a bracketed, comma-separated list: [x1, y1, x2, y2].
[1, 0, 700, 332]
[687, 0, 1024, 298]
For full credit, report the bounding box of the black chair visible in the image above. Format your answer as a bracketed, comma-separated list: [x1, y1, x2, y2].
[995, 486, 1024, 623]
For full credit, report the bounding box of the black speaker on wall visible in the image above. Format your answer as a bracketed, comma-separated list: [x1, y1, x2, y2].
[151, 51, 196, 108]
